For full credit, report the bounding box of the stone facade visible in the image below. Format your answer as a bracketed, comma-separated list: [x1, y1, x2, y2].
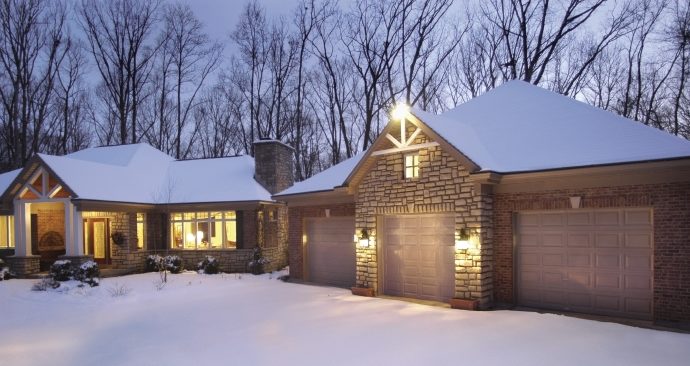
[354, 129, 494, 306]
[493, 182, 690, 324]
[287, 203, 356, 280]
[253, 140, 295, 194]
[6, 255, 40, 276]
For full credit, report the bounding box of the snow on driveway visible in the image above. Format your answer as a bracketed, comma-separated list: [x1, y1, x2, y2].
[0, 271, 688, 366]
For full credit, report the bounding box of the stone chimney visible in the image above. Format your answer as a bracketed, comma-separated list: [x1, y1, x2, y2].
[253, 139, 294, 195]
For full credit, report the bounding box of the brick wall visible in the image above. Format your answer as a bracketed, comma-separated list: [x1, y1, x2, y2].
[354, 128, 493, 305]
[493, 182, 690, 323]
[286, 203, 356, 280]
[36, 208, 65, 251]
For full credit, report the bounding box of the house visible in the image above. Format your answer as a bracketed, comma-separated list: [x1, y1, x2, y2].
[0, 140, 293, 275]
[274, 80, 690, 325]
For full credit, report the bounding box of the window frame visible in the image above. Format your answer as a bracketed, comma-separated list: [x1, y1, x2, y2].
[169, 211, 238, 250]
[404, 152, 420, 179]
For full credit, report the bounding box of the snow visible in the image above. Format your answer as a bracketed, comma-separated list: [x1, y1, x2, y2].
[31, 143, 271, 204]
[1, 272, 688, 366]
[276, 152, 366, 196]
[421, 80, 690, 173]
[0, 168, 20, 198]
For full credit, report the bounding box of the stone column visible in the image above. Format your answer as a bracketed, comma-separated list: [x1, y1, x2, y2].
[59, 201, 90, 265]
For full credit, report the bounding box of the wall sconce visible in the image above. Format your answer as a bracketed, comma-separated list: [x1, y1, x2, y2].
[455, 228, 470, 250]
[358, 229, 370, 248]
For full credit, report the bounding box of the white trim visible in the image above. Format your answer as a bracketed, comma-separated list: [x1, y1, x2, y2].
[371, 142, 440, 156]
[405, 128, 423, 146]
[385, 134, 403, 148]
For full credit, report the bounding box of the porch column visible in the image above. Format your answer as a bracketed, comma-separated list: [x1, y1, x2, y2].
[64, 201, 84, 256]
[13, 201, 32, 256]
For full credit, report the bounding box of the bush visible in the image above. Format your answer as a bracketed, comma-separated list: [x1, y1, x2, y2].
[164, 255, 184, 274]
[198, 256, 220, 274]
[248, 247, 270, 275]
[0, 258, 14, 281]
[145, 254, 163, 272]
[50, 260, 73, 281]
[32, 277, 60, 291]
[74, 261, 100, 287]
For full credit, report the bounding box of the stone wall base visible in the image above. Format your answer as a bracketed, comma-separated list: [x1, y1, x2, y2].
[6, 256, 41, 277]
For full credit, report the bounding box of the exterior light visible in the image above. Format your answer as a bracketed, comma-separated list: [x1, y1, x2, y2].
[358, 229, 370, 248]
[391, 103, 410, 121]
[455, 228, 470, 250]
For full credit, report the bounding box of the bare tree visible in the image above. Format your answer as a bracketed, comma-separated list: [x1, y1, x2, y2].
[161, 3, 222, 159]
[79, 0, 161, 145]
[0, 0, 69, 170]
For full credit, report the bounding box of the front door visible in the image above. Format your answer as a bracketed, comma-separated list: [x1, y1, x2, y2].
[84, 218, 110, 265]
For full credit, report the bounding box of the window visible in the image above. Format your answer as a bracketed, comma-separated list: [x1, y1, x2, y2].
[136, 213, 145, 250]
[0, 215, 14, 249]
[170, 211, 237, 250]
[404, 153, 420, 179]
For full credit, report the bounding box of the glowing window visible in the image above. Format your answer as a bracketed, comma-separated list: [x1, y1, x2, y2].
[404, 153, 419, 179]
[0, 216, 14, 248]
[136, 213, 145, 250]
[170, 211, 238, 250]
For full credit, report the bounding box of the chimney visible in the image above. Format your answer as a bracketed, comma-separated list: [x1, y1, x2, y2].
[253, 139, 294, 195]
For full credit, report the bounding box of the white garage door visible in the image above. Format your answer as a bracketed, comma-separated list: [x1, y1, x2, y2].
[517, 208, 653, 320]
[305, 217, 356, 288]
[382, 214, 455, 302]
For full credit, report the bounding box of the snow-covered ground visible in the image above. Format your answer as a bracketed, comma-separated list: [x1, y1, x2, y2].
[1, 271, 688, 366]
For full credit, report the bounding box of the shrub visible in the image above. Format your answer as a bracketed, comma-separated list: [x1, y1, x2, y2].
[50, 260, 73, 281]
[164, 255, 184, 274]
[145, 254, 163, 272]
[197, 256, 220, 274]
[32, 277, 60, 291]
[0, 258, 14, 281]
[107, 283, 132, 297]
[74, 261, 100, 287]
[248, 247, 270, 275]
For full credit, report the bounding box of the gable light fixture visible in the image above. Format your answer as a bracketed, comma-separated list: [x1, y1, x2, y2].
[455, 228, 470, 250]
[391, 103, 410, 121]
[358, 229, 370, 248]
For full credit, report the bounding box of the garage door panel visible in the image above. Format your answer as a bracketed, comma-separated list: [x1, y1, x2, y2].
[624, 233, 653, 248]
[518, 209, 653, 320]
[306, 217, 356, 288]
[383, 214, 455, 302]
[567, 212, 591, 225]
[595, 233, 620, 248]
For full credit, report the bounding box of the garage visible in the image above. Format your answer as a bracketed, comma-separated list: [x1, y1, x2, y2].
[305, 217, 356, 288]
[517, 208, 653, 320]
[381, 214, 455, 302]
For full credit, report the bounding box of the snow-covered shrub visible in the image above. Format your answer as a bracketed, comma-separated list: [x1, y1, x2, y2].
[248, 247, 270, 275]
[197, 256, 219, 274]
[32, 277, 60, 291]
[74, 261, 100, 287]
[145, 254, 163, 272]
[50, 260, 73, 281]
[164, 255, 184, 274]
[0, 258, 14, 281]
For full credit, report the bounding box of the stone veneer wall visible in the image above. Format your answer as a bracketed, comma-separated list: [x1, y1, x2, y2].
[287, 203, 356, 280]
[355, 129, 493, 306]
[253, 140, 295, 195]
[493, 182, 690, 324]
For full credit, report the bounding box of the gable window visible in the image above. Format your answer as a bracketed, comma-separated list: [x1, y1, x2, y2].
[404, 153, 420, 179]
[136, 213, 146, 250]
[170, 211, 237, 250]
[0, 216, 14, 248]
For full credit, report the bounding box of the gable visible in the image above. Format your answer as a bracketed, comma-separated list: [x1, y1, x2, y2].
[1, 157, 76, 203]
[343, 111, 479, 192]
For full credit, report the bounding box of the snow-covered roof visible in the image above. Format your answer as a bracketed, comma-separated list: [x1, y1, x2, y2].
[0, 169, 21, 201]
[276, 152, 365, 196]
[17, 143, 271, 204]
[421, 80, 690, 173]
